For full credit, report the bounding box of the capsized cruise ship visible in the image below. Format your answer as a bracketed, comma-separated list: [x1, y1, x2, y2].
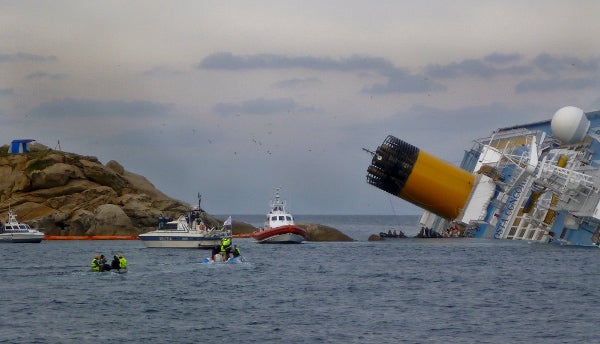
[367, 106, 600, 246]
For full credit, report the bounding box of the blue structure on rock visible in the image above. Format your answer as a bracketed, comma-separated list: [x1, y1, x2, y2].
[9, 139, 35, 154]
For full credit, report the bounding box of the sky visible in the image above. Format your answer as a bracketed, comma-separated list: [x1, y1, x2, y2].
[1, 1, 600, 215]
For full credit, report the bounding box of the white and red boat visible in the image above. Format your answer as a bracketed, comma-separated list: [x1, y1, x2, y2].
[252, 188, 307, 244]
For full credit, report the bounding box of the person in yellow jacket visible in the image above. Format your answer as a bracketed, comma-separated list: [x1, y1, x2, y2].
[219, 237, 232, 261]
[91, 255, 100, 271]
[118, 254, 127, 269]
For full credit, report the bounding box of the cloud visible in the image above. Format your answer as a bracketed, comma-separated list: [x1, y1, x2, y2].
[515, 76, 600, 93]
[0, 52, 57, 63]
[213, 97, 314, 116]
[142, 65, 185, 77]
[30, 98, 173, 118]
[484, 52, 523, 64]
[532, 53, 599, 75]
[424, 58, 532, 79]
[0, 88, 14, 96]
[591, 97, 600, 110]
[25, 71, 67, 80]
[201, 52, 444, 95]
[363, 69, 446, 94]
[198, 52, 396, 73]
[272, 77, 321, 89]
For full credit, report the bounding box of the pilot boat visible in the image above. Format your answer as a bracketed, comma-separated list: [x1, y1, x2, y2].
[252, 188, 307, 244]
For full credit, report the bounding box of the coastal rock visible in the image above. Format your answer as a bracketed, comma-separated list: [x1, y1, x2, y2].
[368, 234, 384, 241]
[88, 204, 133, 235]
[106, 160, 125, 174]
[30, 163, 85, 190]
[299, 223, 354, 242]
[0, 143, 192, 236]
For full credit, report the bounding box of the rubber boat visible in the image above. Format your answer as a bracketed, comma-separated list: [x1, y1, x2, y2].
[251, 187, 307, 244]
[93, 268, 128, 274]
[379, 230, 407, 239]
[138, 210, 231, 248]
[201, 255, 245, 264]
[0, 208, 45, 243]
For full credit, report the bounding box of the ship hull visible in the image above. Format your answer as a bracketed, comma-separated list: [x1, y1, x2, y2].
[0, 233, 44, 243]
[252, 225, 306, 244]
[138, 233, 224, 248]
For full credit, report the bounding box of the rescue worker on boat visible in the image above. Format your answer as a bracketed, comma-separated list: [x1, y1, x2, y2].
[99, 254, 111, 271]
[220, 237, 232, 261]
[91, 255, 101, 271]
[111, 255, 121, 270]
[118, 254, 127, 269]
[233, 245, 241, 258]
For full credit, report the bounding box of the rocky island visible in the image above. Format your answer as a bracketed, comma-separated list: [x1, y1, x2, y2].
[0, 142, 352, 241]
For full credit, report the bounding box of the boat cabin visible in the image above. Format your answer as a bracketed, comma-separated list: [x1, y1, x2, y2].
[265, 188, 295, 228]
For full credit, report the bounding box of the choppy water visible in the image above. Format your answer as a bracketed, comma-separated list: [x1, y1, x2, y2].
[1, 215, 599, 343]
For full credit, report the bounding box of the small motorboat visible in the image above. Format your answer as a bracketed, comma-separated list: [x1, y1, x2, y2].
[0, 208, 45, 243]
[251, 187, 307, 244]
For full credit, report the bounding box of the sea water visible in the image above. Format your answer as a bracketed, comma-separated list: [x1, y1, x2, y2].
[1, 215, 599, 344]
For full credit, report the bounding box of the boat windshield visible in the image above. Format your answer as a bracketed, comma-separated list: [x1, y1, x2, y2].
[164, 223, 178, 230]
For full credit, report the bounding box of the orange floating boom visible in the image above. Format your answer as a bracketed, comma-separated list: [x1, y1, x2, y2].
[44, 235, 139, 240]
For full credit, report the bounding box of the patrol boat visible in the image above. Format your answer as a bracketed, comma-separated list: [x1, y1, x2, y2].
[0, 208, 45, 243]
[138, 211, 231, 248]
[251, 187, 307, 244]
[367, 106, 600, 247]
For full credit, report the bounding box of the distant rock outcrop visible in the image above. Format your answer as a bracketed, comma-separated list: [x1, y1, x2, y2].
[0, 143, 220, 236]
[298, 223, 354, 242]
[368, 234, 384, 241]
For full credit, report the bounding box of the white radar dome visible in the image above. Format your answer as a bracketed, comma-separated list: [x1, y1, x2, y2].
[551, 106, 589, 143]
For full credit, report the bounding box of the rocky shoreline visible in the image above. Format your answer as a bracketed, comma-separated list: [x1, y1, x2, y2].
[0, 143, 352, 241]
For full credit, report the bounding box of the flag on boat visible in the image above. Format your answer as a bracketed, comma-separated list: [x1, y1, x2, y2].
[223, 216, 232, 226]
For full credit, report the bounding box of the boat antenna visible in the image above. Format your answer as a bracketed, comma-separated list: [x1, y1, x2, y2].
[197, 193, 204, 212]
[362, 147, 375, 156]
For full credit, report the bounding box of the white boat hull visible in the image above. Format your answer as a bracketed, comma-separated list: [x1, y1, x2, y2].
[139, 238, 222, 248]
[0, 232, 45, 243]
[138, 232, 226, 248]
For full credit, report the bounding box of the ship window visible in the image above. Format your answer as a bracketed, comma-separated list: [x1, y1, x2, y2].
[279, 216, 285, 221]
[271, 216, 277, 221]
[286, 216, 292, 221]
[19, 225, 27, 229]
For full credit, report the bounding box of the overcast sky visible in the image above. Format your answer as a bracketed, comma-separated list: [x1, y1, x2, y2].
[1, 1, 599, 215]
